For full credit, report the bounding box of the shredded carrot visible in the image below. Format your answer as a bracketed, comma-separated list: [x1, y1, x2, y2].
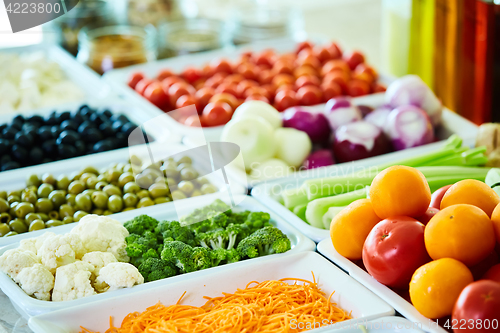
[80, 274, 351, 333]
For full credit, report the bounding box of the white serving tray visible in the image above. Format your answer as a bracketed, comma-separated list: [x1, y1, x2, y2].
[0, 142, 247, 247]
[250, 135, 477, 243]
[317, 239, 446, 333]
[27, 251, 394, 333]
[0, 194, 315, 319]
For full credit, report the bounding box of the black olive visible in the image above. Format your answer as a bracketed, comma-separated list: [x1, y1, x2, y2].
[1, 161, 20, 171]
[99, 123, 115, 137]
[121, 122, 138, 137]
[0, 124, 7, 133]
[10, 122, 22, 130]
[78, 121, 95, 136]
[42, 139, 57, 156]
[0, 153, 11, 163]
[93, 140, 114, 153]
[2, 126, 17, 140]
[27, 115, 44, 125]
[15, 132, 34, 148]
[58, 144, 77, 158]
[29, 147, 43, 163]
[83, 128, 103, 143]
[37, 126, 52, 141]
[111, 114, 129, 123]
[72, 113, 87, 124]
[57, 130, 80, 145]
[11, 145, 28, 162]
[60, 120, 79, 131]
[89, 112, 104, 126]
[75, 140, 86, 155]
[50, 125, 61, 138]
[77, 105, 91, 117]
[58, 111, 71, 122]
[12, 115, 25, 128]
[101, 109, 113, 118]
[112, 121, 124, 132]
[22, 123, 38, 133]
[44, 111, 58, 126]
[0, 139, 10, 155]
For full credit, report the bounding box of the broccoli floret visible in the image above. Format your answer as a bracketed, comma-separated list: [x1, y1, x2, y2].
[124, 215, 159, 235]
[224, 248, 241, 263]
[160, 241, 196, 273]
[209, 248, 241, 266]
[237, 226, 291, 259]
[181, 199, 231, 227]
[243, 212, 272, 233]
[226, 223, 250, 249]
[192, 247, 212, 270]
[125, 230, 160, 258]
[138, 258, 178, 282]
[227, 210, 251, 224]
[156, 221, 197, 246]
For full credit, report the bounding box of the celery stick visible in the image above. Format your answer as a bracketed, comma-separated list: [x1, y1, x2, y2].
[304, 170, 378, 200]
[293, 204, 308, 223]
[421, 147, 488, 167]
[305, 187, 368, 229]
[417, 166, 490, 180]
[426, 175, 486, 192]
[322, 206, 347, 229]
[282, 186, 309, 209]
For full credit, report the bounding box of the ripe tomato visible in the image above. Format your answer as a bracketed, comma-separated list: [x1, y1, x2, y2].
[344, 51, 366, 70]
[323, 71, 350, 93]
[215, 82, 239, 97]
[128, 72, 145, 89]
[202, 102, 233, 126]
[157, 69, 174, 81]
[195, 87, 215, 113]
[353, 72, 375, 85]
[204, 73, 226, 89]
[362, 217, 431, 288]
[347, 79, 370, 97]
[295, 75, 320, 89]
[193, 79, 206, 90]
[326, 41, 342, 59]
[211, 58, 233, 74]
[143, 81, 169, 108]
[372, 82, 387, 93]
[321, 82, 342, 102]
[254, 50, 275, 68]
[296, 86, 322, 106]
[209, 93, 239, 110]
[430, 185, 453, 209]
[168, 82, 196, 106]
[470, 251, 499, 281]
[258, 69, 274, 85]
[322, 59, 351, 76]
[314, 45, 336, 63]
[296, 41, 314, 54]
[293, 66, 319, 79]
[262, 84, 276, 98]
[244, 86, 270, 99]
[181, 67, 202, 84]
[297, 54, 322, 71]
[483, 264, 500, 283]
[184, 115, 203, 127]
[223, 74, 244, 85]
[135, 78, 153, 95]
[274, 89, 298, 111]
[416, 207, 440, 225]
[236, 62, 257, 81]
[245, 94, 269, 103]
[237, 80, 259, 97]
[238, 51, 253, 63]
[355, 63, 378, 80]
[202, 64, 214, 77]
[272, 60, 294, 75]
[452, 280, 500, 333]
[175, 94, 197, 110]
[161, 76, 184, 94]
[272, 73, 295, 87]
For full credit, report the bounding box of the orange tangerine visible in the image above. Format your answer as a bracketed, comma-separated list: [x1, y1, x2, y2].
[440, 179, 500, 217]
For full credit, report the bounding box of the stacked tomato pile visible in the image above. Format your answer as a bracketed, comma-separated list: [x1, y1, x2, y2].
[127, 41, 385, 127]
[330, 166, 500, 330]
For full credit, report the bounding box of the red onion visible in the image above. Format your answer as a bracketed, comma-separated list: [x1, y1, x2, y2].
[383, 105, 434, 150]
[365, 105, 392, 128]
[282, 108, 331, 144]
[303, 149, 336, 169]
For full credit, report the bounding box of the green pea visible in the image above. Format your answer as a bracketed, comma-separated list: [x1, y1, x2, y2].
[35, 198, 54, 213]
[103, 210, 112, 216]
[37, 183, 54, 198]
[177, 156, 192, 165]
[26, 174, 41, 187]
[171, 190, 187, 200]
[86, 176, 99, 189]
[59, 204, 75, 218]
[75, 193, 92, 212]
[107, 195, 123, 213]
[95, 181, 108, 191]
[15, 202, 35, 219]
[118, 172, 134, 188]
[0, 191, 6, 200]
[41, 173, 56, 186]
[91, 191, 109, 209]
[178, 181, 194, 195]
[56, 175, 71, 190]
[191, 189, 203, 197]
[123, 182, 141, 194]
[154, 197, 170, 204]
[201, 184, 218, 194]
[123, 193, 138, 207]
[45, 220, 63, 228]
[0, 212, 11, 224]
[0, 198, 9, 213]
[92, 208, 104, 215]
[122, 207, 135, 212]
[137, 190, 150, 200]
[49, 190, 66, 209]
[103, 185, 121, 197]
[73, 211, 88, 222]
[25, 213, 42, 224]
[9, 219, 27, 233]
[66, 193, 76, 207]
[106, 169, 121, 183]
[7, 195, 20, 205]
[149, 183, 169, 198]
[180, 167, 198, 181]
[137, 197, 154, 208]
[29, 219, 45, 232]
[21, 190, 37, 204]
[48, 211, 59, 220]
[38, 213, 49, 222]
[4, 231, 18, 237]
[62, 216, 73, 224]
[81, 166, 99, 175]
[0, 223, 10, 236]
[68, 180, 86, 195]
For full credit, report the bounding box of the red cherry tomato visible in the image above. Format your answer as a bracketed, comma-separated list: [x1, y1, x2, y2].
[244, 86, 270, 99]
[223, 74, 245, 85]
[321, 59, 351, 76]
[184, 115, 203, 127]
[128, 72, 145, 89]
[321, 82, 342, 102]
[211, 58, 233, 74]
[237, 80, 259, 97]
[296, 85, 322, 106]
[245, 94, 269, 103]
[347, 79, 371, 97]
[135, 78, 153, 95]
[143, 81, 169, 108]
[181, 67, 202, 84]
[202, 102, 233, 126]
[175, 94, 197, 110]
[262, 84, 276, 98]
[452, 280, 500, 333]
[215, 82, 239, 97]
[293, 66, 319, 79]
[355, 63, 378, 80]
[344, 50, 365, 70]
[272, 73, 295, 87]
[470, 251, 500, 281]
[323, 71, 350, 92]
[168, 82, 196, 106]
[483, 264, 500, 283]
[372, 82, 387, 93]
[209, 93, 239, 110]
[430, 185, 453, 209]
[195, 87, 215, 113]
[204, 73, 226, 89]
[277, 52, 297, 64]
[202, 64, 214, 78]
[254, 50, 275, 68]
[193, 79, 206, 90]
[416, 207, 440, 226]
[236, 62, 257, 81]
[362, 217, 431, 288]
[296, 41, 314, 54]
[238, 51, 253, 63]
[326, 41, 343, 59]
[258, 69, 274, 85]
[157, 69, 174, 81]
[314, 45, 335, 64]
[274, 90, 298, 111]
[295, 75, 320, 89]
[297, 54, 322, 71]
[353, 72, 375, 85]
[272, 60, 294, 75]
[161, 76, 184, 95]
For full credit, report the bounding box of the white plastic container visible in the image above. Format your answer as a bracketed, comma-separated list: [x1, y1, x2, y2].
[0, 142, 246, 247]
[317, 239, 447, 333]
[27, 251, 394, 333]
[0, 194, 316, 319]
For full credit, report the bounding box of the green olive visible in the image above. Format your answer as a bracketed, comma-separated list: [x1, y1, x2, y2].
[197, 177, 210, 186]
[191, 189, 203, 197]
[163, 163, 179, 179]
[166, 178, 177, 188]
[137, 197, 154, 208]
[92, 208, 104, 215]
[59, 204, 75, 218]
[15, 202, 35, 219]
[35, 198, 54, 213]
[86, 176, 99, 190]
[29, 219, 45, 232]
[130, 154, 142, 166]
[123, 193, 138, 207]
[103, 185, 121, 197]
[75, 193, 92, 212]
[180, 167, 198, 181]
[107, 195, 123, 213]
[137, 190, 150, 200]
[45, 220, 63, 228]
[79, 173, 95, 184]
[123, 164, 133, 173]
[116, 162, 127, 172]
[66, 193, 76, 207]
[91, 191, 109, 209]
[26, 174, 41, 187]
[81, 166, 99, 175]
[149, 183, 169, 198]
[103, 210, 112, 216]
[49, 190, 66, 208]
[62, 216, 73, 224]
[106, 169, 122, 183]
[118, 172, 134, 188]
[171, 190, 187, 200]
[122, 207, 135, 212]
[0, 223, 10, 236]
[123, 182, 141, 194]
[4, 231, 18, 237]
[21, 218, 30, 228]
[94, 181, 108, 191]
[177, 156, 192, 164]
[81, 189, 96, 197]
[154, 197, 170, 204]
[177, 163, 191, 171]
[178, 181, 194, 195]
[48, 210, 59, 220]
[9, 202, 19, 216]
[0, 198, 9, 213]
[68, 180, 86, 195]
[97, 174, 107, 182]
[0, 212, 11, 224]
[73, 211, 88, 222]
[37, 183, 54, 198]
[135, 173, 155, 189]
[7, 195, 20, 205]
[41, 173, 56, 186]
[201, 184, 218, 194]
[21, 190, 37, 204]
[0, 191, 6, 200]
[25, 213, 42, 224]
[70, 170, 84, 182]
[9, 219, 27, 233]
[38, 213, 48, 222]
[56, 175, 71, 190]
[8, 190, 21, 198]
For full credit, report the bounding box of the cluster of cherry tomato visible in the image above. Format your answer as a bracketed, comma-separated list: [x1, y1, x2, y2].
[127, 41, 385, 127]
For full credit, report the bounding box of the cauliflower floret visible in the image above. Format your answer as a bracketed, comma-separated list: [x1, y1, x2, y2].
[0, 249, 40, 283]
[38, 234, 86, 274]
[52, 261, 96, 302]
[17, 264, 54, 301]
[19, 232, 57, 256]
[94, 262, 144, 293]
[82, 251, 117, 278]
[71, 215, 129, 262]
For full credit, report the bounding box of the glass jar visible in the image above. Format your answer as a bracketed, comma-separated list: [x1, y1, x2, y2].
[126, 0, 183, 27]
[77, 25, 157, 75]
[43, 0, 113, 56]
[158, 18, 231, 59]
